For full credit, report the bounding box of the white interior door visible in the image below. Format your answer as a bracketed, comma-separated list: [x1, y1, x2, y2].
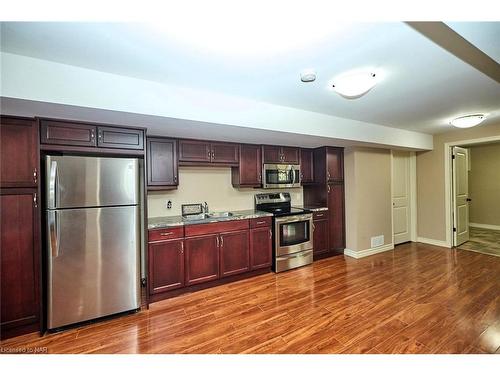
[392, 151, 411, 245]
[452, 146, 470, 246]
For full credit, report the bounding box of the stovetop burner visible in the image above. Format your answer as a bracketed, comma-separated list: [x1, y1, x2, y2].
[255, 192, 311, 217]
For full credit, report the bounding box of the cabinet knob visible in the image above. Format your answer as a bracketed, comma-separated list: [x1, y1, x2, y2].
[327, 185, 331, 193]
[33, 193, 38, 208]
[269, 229, 272, 240]
[180, 242, 184, 254]
[174, 175, 177, 183]
[327, 171, 331, 180]
[33, 167, 38, 184]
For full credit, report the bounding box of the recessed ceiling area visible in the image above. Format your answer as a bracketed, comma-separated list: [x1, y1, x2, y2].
[1, 21, 499, 144]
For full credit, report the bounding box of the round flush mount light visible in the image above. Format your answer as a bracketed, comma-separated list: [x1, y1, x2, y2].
[331, 71, 377, 99]
[450, 114, 486, 128]
[300, 69, 317, 82]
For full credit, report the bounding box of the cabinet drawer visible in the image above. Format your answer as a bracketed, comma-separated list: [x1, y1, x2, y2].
[40, 120, 96, 147]
[148, 226, 184, 242]
[97, 126, 144, 150]
[249, 217, 272, 228]
[185, 219, 249, 237]
[313, 211, 328, 221]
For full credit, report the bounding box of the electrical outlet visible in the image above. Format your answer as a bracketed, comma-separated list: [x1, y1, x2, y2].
[166, 200, 172, 209]
[370, 235, 384, 248]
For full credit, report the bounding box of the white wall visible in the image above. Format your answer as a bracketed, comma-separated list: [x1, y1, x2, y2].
[148, 167, 303, 218]
[1, 52, 433, 150]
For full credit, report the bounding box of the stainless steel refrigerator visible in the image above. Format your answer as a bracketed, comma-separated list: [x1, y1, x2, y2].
[45, 155, 141, 329]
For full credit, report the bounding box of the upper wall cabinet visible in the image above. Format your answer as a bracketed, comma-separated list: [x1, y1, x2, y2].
[39, 118, 145, 151]
[0, 116, 38, 188]
[313, 147, 344, 183]
[232, 144, 262, 187]
[262, 145, 300, 164]
[179, 140, 239, 165]
[147, 137, 178, 190]
[300, 148, 314, 185]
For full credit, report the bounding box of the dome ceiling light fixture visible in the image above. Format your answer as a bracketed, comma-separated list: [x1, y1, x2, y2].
[300, 69, 317, 83]
[331, 71, 378, 99]
[450, 114, 486, 128]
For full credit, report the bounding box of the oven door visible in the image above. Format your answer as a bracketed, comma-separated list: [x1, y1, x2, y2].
[263, 164, 300, 189]
[274, 214, 313, 256]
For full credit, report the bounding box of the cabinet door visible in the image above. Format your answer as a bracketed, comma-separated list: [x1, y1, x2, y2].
[328, 183, 345, 250]
[179, 140, 212, 163]
[326, 148, 344, 181]
[147, 137, 178, 188]
[233, 144, 262, 187]
[262, 145, 282, 164]
[97, 126, 144, 150]
[148, 239, 184, 294]
[1, 191, 40, 335]
[220, 230, 250, 277]
[211, 142, 239, 164]
[300, 148, 314, 184]
[0, 117, 38, 188]
[313, 219, 329, 257]
[250, 227, 272, 270]
[185, 234, 219, 286]
[40, 119, 97, 147]
[282, 147, 300, 164]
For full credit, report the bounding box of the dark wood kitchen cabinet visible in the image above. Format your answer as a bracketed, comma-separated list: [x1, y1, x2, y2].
[179, 139, 239, 165]
[328, 183, 345, 250]
[312, 211, 329, 258]
[0, 116, 39, 188]
[184, 234, 220, 286]
[300, 148, 314, 185]
[231, 144, 262, 187]
[249, 226, 272, 270]
[220, 230, 250, 277]
[303, 147, 345, 257]
[1, 116, 41, 339]
[148, 238, 185, 294]
[96, 126, 144, 150]
[262, 145, 300, 164]
[39, 118, 145, 152]
[147, 137, 178, 190]
[1, 191, 41, 339]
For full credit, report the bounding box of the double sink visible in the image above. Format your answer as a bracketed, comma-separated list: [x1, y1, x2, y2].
[182, 211, 234, 221]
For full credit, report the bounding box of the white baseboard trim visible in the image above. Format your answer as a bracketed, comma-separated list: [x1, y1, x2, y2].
[417, 237, 451, 248]
[344, 243, 395, 259]
[469, 223, 500, 231]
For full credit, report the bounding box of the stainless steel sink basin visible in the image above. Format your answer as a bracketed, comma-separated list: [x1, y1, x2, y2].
[207, 211, 233, 218]
[182, 213, 210, 221]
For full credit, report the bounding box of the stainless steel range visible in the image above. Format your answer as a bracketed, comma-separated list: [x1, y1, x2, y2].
[255, 192, 313, 272]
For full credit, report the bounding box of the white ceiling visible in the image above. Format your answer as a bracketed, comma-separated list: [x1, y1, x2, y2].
[1, 21, 499, 135]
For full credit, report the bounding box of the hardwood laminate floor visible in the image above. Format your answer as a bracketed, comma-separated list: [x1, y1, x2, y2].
[459, 227, 500, 258]
[1, 242, 500, 354]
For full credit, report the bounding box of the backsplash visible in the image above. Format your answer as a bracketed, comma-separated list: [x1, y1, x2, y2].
[147, 167, 303, 218]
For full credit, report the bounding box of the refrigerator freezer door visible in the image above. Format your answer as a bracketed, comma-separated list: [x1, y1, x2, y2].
[47, 205, 140, 329]
[45, 155, 139, 209]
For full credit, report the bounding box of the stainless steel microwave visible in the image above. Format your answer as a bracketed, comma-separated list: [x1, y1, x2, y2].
[262, 164, 301, 189]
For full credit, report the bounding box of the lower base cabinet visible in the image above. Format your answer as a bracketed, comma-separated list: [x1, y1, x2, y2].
[250, 227, 272, 269]
[1, 191, 40, 339]
[148, 239, 185, 294]
[313, 218, 329, 258]
[148, 219, 273, 302]
[220, 230, 250, 277]
[185, 234, 220, 286]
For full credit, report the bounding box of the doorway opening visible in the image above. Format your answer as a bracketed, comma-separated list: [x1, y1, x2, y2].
[447, 139, 500, 257]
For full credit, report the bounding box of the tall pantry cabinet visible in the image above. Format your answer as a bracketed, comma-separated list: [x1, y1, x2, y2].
[0, 115, 41, 339]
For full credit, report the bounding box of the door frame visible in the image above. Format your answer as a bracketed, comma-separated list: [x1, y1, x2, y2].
[390, 150, 417, 244]
[444, 135, 500, 248]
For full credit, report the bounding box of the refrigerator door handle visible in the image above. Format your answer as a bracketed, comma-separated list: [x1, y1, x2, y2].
[48, 210, 60, 257]
[49, 160, 58, 208]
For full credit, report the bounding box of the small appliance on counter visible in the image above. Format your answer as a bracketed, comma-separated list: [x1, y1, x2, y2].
[255, 192, 313, 272]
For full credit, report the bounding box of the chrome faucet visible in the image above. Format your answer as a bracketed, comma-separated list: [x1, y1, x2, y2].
[203, 202, 209, 213]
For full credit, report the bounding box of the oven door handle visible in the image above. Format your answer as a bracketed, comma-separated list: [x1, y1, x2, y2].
[275, 214, 312, 224]
[276, 250, 312, 261]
